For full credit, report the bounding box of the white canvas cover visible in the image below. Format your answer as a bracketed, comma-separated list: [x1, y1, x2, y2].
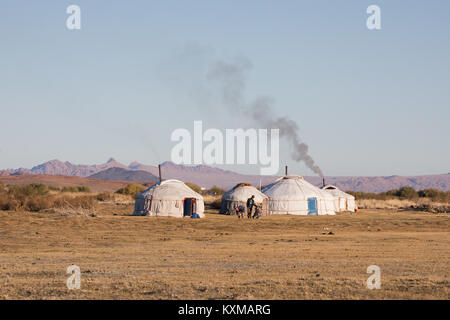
[321, 185, 356, 212]
[133, 179, 205, 218]
[220, 184, 269, 215]
[262, 175, 335, 215]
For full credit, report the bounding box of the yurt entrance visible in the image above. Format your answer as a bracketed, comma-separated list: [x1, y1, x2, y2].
[183, 198, 197, 217]
[307, 198, 318, 215]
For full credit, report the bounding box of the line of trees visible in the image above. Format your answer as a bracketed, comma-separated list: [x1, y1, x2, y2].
[347, 187, 449, 202]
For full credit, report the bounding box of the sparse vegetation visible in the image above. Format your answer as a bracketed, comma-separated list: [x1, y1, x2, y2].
[53, 195, 96, 210]
[115, 184, 146, 198]
[348, 188, 449, 203]
[8, 183, 49, 198]
[208, 185, 226, 195]
[61, 185, 91, 193]
[0, 207, 448, 299]
[0, 194, 19, 211]
[185, 182, 202, 194]
[0, 183, 97, 212]
[96, 192, 114, 202]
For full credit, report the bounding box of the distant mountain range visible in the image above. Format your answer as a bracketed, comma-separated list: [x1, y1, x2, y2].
[88, 167, 159, 183]
[1, 158, 449, 192]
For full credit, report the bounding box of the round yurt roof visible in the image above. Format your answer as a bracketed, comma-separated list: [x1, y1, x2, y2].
[322, 185, 355, 199]
[137, 179, 203, 201]
[263, 175, 334, 201]
[222, 183, 268, 203]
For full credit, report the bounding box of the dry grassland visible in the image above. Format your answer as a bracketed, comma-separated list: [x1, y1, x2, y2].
[0, 203, 448, 300]
[0, 175, 131, 193]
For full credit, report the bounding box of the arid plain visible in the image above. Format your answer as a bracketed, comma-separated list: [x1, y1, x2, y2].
[0, 200, 448, 300]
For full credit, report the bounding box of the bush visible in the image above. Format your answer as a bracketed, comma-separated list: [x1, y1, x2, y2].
[96, 192, 114, 202]
[346, 191, 387, 200]
[185, 182, 202, 194]
[0, 182, 98, 212]
[393, 186, 418, 199]
[24, 197, 53, 212]
[418, 189, 449, 202]
[8, 183, 49, 199]
[0, 194, 19, 211]
[61, 186, 91, 193]
[115, 184, 146, 197]
[208, 185, 226, 195]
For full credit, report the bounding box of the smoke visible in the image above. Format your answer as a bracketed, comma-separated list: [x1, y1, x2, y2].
[207, 58, 324, 177]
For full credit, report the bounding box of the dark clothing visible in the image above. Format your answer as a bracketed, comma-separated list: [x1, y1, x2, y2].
[253, 206, 261, 219]
[246, 198, 255, 218]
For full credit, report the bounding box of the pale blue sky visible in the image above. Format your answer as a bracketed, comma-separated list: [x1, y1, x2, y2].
[0, 0, 449, 176]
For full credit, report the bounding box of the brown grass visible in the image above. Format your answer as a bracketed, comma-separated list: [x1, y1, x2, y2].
[358, 198, 449, 212]
[0, 175, 131, 193]
[203, 194, 221, 204]
[0, 203, 448, 300]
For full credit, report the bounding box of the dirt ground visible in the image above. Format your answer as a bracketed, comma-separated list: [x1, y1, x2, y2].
[0, 204, 448, 300]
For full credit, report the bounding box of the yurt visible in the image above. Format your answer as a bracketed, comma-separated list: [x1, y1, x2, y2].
[133, 179, 205, 218]
[262, 175, 335, 215]
[321, 185, 356, 212]
[220, 183, 269, 215]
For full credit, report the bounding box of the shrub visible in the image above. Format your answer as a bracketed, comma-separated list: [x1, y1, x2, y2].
[185, 182, 202, 194]
[418, 188, 444, 199]
[346, 191, 387, 200]
[396, 186, 418, 199]
[96, 192, 114, 202]
[8, 183, 49, 199]
[208, 185, 226, 195]
[61, 186, 91, 193]
[0, 194, 19, 211]
[418, 189, 449, 202]
[24, 197, 53, 212]
[115, 184, 146, 197]
[48, 185, 60, 191]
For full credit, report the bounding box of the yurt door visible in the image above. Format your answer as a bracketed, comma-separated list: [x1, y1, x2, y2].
[183, 198, 196, 216]
[307, 198, 318, 215]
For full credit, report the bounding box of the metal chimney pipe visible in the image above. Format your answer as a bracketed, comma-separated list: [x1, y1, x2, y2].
[322, 178, 325, 188]
[285, 166, 288, 176]
[158, 164, 162, 183]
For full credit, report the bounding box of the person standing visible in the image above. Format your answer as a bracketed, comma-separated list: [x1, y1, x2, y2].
[246, 195, 255, 219]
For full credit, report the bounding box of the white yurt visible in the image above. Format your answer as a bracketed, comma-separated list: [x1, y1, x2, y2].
[321, 185, 356, 212]
[262, 175, 335, 215]
[220, 183, 269, 215]
[133, 179, 205, 218]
